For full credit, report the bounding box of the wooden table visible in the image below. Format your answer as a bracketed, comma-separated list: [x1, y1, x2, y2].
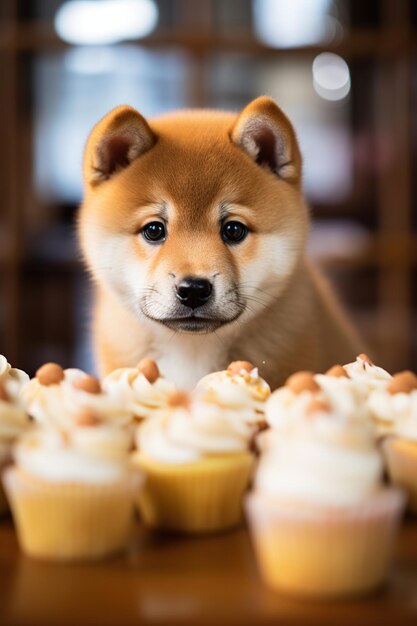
[1, 516, 417, 626]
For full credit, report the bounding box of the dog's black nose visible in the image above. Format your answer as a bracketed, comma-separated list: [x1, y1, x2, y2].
[176, 277, 212, 309]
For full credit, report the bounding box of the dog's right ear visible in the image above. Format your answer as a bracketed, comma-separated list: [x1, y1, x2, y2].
[83, 106, 156, 186]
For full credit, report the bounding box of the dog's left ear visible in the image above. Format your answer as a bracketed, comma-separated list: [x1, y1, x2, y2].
[230, 96, 301, 184]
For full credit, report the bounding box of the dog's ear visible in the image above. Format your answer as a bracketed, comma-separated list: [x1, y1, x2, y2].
[83, 105, 156, 186]
[230, 96, 301, 184]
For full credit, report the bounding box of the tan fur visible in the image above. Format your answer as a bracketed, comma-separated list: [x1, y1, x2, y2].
[78, 97, 361, 390]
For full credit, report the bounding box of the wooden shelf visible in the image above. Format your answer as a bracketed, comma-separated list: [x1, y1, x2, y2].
[0, 23, 415, 58]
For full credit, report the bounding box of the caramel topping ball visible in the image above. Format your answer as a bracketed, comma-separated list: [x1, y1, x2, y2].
[387, 371, 417, 395]
[36, 363, 65, 386]
[286, 371, 319, 394]
[0, 382, 9, 402]
[137, 358, 159, 383]
[227, 361, 254, 376]
[167, 390, 190, 408]
[74, 409, 102, 427]
[73, 375, 101, 394]
[326, 365, 349, 379]
[306, 399, 331, 416]
[358, 353, 373, 365]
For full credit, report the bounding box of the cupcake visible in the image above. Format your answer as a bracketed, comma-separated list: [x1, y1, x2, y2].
[196, 361, 270, 427]
[133, 390, 255, 533]
[22, 362, 133, 431]
[0, 356, 31, 514]
[380, 371, 417, 512]
[246, 406, 404, 598]
[3, 414, 140, 561]
[103, 358, 176, 422]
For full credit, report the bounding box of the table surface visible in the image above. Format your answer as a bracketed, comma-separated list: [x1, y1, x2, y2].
[1, 516, 417, 626]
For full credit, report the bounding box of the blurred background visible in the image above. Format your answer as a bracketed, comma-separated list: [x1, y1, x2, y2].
[0, 0, 415, 377]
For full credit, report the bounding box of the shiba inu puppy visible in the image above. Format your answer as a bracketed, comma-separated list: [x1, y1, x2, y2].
[79, 96, 360, 389]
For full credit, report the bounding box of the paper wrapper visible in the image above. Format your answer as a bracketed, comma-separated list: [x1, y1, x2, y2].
[246, 488, 404, 599]
[133, 452, 253, 533]
[383, 436, 417, 513]
[3, 467, 141, 561]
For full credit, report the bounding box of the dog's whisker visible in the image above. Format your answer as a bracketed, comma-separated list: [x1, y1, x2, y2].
[238, 294, 270, 308]
[240, 292, 269, 303]
[239, 284, 274, 298]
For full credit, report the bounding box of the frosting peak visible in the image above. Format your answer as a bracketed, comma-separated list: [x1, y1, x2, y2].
[196, 363, 270, 425]
[343, 354, 392, 390]
[102, 364, 176, 420]
[0, 354, 30, 398]
[0, 355, 31, 446]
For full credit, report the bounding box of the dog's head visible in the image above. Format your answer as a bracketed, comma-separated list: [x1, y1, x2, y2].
[79, 97, 308, 335]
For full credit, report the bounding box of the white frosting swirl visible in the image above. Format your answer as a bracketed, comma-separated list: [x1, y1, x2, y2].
[266, 374, 371, 430]
[256, 413, 383, 506]
[343, 355, 392, 391]
[0, 402, 30, 442]
[14, 425, 133, 483]
[196, 367, 270, 417]
[314, 373, 371, 420]
[21, 368, 84, 412]
[0, 354, 29, 398]
[102, 367, 176, 419]
[137, 395, 254, 464]
[0, 355, 31, 445]
[21, 369, 133, 430]
[265, 386, 313, 429]
[368, 389, 417, 439]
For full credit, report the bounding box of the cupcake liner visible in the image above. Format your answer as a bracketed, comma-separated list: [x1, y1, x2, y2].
[133, 452, 253, 533]
[246, 488, 405, 599]
[3, 468, 141, 561]
[382, 436, 417, 513]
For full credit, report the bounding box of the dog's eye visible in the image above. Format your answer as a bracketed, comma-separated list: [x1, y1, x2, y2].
[142, 221, 166, 243]
[221, 221, 248, 244]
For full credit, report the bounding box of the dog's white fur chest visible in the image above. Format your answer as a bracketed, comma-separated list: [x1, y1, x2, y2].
[152, 331, 230, 390]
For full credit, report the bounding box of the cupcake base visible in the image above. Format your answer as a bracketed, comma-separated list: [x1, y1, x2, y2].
[383, 437, 417, 513]
[246, 489, 404, 599]
[133, 452, 253, 534]
[3, 468, 139, 561]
